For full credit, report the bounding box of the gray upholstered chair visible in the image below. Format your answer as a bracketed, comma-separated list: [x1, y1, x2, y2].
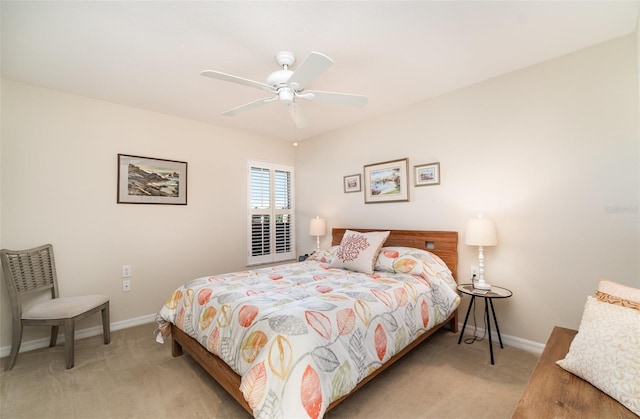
[0, 244, 110, 370]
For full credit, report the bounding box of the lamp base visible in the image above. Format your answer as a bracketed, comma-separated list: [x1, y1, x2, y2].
[474, 280, 492, 290]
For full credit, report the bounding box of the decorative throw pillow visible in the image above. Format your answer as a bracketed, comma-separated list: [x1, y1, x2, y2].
[556, 296, 640, 415]
[596, 279, 640, 310]
[330, 230, 390, 274]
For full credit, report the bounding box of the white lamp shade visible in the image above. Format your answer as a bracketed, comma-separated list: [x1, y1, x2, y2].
[309, 217, 326, 236]
[465, 217, 497, 246]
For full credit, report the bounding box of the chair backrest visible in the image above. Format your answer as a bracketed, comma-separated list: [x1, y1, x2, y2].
[0, 244, 59, 305]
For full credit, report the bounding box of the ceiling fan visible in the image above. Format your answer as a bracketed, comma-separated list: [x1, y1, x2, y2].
[201, 51, 368, 128]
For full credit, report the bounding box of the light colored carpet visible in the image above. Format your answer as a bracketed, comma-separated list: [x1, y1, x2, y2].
[0, 323, 538, 419]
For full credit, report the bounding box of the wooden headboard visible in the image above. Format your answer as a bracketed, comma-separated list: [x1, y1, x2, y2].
[331, 228, 458, 280]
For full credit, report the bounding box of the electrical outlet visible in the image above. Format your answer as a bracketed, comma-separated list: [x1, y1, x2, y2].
[122, 265, 132, 278]
[470, 266, 479, 278]
[122, 279, 131, 292]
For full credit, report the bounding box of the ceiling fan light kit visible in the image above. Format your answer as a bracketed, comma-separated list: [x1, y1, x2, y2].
[201, 51, 368, 128]
[278, 88, 294, 104]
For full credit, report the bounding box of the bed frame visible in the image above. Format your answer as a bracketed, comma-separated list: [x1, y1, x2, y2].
[170, 228, 459, 415]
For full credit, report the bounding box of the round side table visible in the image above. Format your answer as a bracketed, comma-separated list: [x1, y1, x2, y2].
[457, 283, 512, 365]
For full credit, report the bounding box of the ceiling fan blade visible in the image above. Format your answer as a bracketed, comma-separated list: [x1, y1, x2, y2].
[287, 102, 309, 128]
[304, 90, 368, 107]
[223, 96, 277, 116]
[201, 70, 275, 93]
[287, 52, 333, 90]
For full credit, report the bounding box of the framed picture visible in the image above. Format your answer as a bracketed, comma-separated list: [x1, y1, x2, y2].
[343, 174, 361, 193]
[414, 162, 440, 186]
[363, 158, 410, 203]
[117, 154, 187, 205]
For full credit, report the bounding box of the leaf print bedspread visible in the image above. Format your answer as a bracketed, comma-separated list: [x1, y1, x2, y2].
[157, 260, 460, 419]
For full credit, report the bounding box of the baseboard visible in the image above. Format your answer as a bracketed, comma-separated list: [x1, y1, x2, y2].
[458, 322, 546, 355]
[0, 313, 157, 358]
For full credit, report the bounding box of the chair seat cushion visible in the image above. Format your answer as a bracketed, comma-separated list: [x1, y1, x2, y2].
[22, 295, 109, 319]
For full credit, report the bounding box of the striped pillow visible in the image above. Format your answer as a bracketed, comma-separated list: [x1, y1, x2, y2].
[595, 279, 640, 311]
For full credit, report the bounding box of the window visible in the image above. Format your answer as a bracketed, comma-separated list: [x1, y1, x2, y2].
[247, 161, 295, 265]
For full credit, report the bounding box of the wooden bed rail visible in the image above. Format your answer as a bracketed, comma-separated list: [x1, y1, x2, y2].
[171, 311, 458, 416]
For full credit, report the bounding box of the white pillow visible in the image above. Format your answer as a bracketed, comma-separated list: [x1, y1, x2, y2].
[306, 246, 338, 263]
[375, 246, 451, 275]
[556, 296, 640, 415]
[330, 230, 389, 274]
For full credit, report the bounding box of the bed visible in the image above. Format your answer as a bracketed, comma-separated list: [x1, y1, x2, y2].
[156, 228, 460, 418]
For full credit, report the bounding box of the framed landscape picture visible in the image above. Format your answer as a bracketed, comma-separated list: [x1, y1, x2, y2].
[414, 162, 440, 186]
[343, 174, 362, 193]
[363, 158, 410, 203]
[117, 154, 187, 205]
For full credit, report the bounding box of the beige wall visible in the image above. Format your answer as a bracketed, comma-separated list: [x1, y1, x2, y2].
[1, 34, 638, 353]
[0, 80, 294, 348]
[295, 34, 639, 345]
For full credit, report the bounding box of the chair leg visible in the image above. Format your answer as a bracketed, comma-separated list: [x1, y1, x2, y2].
[64, 320, 75, 369]
[102, 303, 111, 345]
[6, 319, 23, 371]
[50, 325, 59, 347]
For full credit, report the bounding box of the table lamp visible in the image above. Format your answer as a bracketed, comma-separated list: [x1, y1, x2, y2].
[309, 216, 326, 253]
[465, 215, 498, 290]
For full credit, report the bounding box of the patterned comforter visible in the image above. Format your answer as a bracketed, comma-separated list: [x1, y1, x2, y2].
[156, 256, 460, 419]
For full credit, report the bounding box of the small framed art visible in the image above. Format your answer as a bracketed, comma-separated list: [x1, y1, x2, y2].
[343, 174, 361, 193]
[414, 162, 440, 186]
[117, 154, 187, 205]
[363, 158, 410, 203]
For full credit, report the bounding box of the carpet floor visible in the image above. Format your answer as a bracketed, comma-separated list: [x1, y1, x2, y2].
[0, 323, 538, 419]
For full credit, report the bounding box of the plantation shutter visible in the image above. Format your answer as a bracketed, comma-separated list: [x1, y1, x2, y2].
[248, 161, 295, 265]
[274, 170, 292, 255]
[250, 167, 271, 260]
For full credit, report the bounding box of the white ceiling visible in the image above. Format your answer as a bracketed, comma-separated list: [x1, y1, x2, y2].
[2, 1, 638, 142]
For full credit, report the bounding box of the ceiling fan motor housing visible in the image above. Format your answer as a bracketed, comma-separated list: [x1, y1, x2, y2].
[266, 69, 294, 88]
